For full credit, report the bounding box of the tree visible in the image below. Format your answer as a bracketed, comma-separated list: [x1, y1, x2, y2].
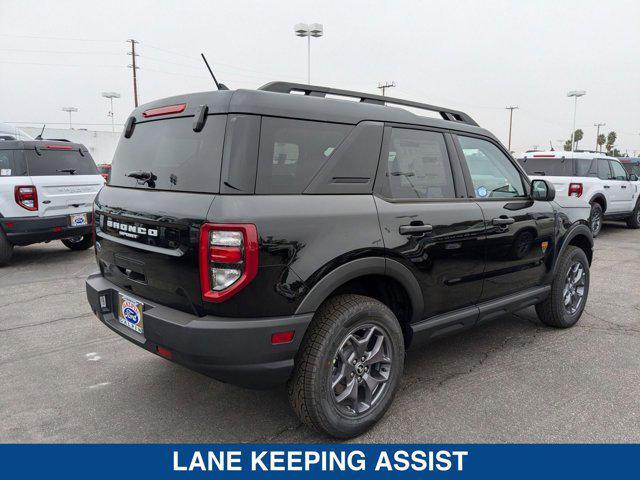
[573, 129, 584, 149]
[563, 140, 572, 151]
[597, 134, 606, 152]
[606, 131, 617, 154]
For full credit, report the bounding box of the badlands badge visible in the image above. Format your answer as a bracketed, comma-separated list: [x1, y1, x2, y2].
[118, 294, 144, 335]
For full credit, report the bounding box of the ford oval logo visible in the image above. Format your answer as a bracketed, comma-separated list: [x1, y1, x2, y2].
[123, 306, 139, 324]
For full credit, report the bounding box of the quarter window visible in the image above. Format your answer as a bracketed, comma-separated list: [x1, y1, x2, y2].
[382, 128, 455, 199]
[458, 136, 525, 198]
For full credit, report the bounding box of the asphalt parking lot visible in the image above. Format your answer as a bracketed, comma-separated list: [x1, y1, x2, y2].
[1, 222, 639, 443]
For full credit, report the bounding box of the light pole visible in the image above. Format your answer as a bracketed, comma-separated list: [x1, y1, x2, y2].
[61, 107, 78, 129]
[102, 92, 121, 132]
[294, 23, 323, 84]
[505, 106, 519, 152]
[567, 90, 586, 152]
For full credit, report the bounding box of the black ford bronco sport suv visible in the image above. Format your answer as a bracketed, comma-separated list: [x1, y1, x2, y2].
[86, 82, 593, 438]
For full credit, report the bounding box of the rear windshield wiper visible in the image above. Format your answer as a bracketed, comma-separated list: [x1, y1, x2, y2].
[126, 170, 157, 188]
[57, 168, 77, 175]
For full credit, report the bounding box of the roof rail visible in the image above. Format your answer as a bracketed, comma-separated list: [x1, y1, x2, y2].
[259, 81, 478, 126]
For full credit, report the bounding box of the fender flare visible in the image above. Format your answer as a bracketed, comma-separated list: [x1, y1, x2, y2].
[589, 193, 607, 212]
[554, 223, 593, 274]
[295, 257, 424, 322]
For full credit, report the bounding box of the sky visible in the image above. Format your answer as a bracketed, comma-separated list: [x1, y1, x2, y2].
[1, 0, 639, 154]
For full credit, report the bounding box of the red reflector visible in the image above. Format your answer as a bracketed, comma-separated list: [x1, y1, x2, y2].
[46, 144, 74, 150]
[142, 103, 187, 118]
[568, 183, 583, 197]
[5, 222, 14, 228]
[271, 331, 295, 345]
[532, 154, 556, 158]
[53, 227, 62, 232]
[210, 246, 243, 263]
[156, 346, 173, 359]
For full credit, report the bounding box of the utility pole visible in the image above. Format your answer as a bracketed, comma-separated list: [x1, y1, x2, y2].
[61, 107, 78, 129]
[505, 106, 519, 151]
[377, 81, 396, 96]
[127, 39, 139, 107]
[594, 122, 605, 152]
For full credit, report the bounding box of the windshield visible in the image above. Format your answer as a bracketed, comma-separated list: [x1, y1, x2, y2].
[110, 115, 226, 193]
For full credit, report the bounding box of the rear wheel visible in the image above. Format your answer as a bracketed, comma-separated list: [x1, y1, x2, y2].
[0, 229, 14, 266]
[535, 246, 589, 328]
[589, 203, 603, 237]
[61, 234, 93, 251]
[288, 294, 404, 438]
[626, 204, 640, 229]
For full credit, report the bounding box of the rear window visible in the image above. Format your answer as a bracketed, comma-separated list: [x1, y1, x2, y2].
[518, 157, 573, 176]
[256, 118, 351, 194]
[110, 115, 227, 193]
[25, 149, 99, 176]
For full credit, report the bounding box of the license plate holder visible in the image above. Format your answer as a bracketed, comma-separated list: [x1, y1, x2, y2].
[69, 213, 88, 227]
[118, 294, 144, 335]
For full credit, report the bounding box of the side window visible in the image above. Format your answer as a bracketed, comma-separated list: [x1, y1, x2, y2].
[256, 117, 351, 194]
[458, 136, 525, 198]
[597, 159, 611, 180]
[0, 150, 14, 176]
[574, 158, 597, 177]
[382, 128, 455, 199]
[610, 161, 628, 181]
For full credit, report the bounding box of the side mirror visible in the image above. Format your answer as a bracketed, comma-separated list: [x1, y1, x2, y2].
[531, 179, 555, 202]
[629, 174, 638, 181]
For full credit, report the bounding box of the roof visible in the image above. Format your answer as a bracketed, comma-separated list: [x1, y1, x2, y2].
[0, 139, 87, 151]
[519, 150, 617, 161]
[126, 83, 496, 141]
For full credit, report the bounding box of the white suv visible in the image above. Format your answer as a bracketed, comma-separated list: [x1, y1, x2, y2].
[0, 140, 105, 265]
[518, 151, 640, 236]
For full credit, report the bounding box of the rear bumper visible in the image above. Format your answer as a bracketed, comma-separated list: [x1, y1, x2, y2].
[0, 213, 92, 246]
[85, 273, 313, 389]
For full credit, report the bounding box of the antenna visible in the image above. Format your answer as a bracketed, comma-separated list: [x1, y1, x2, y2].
[200, 53, 228, 90]
[35, 124, 46, 140]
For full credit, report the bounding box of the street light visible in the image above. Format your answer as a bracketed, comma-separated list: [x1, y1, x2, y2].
[567, 90, 586, 152]
[294, 23, 323, 84]
[102, 91, 121, 132]
[61, 106, 78, 129]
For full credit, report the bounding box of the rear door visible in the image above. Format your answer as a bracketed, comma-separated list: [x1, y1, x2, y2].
[454, 134, 556, 301]
[609, 160, 635, 211]
[95, 113, 227, 313]
[24, 146, 104, 217]
[374, 126, 486, 320]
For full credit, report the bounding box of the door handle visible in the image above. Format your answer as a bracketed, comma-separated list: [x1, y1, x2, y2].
[604, 185, 610, 189]
[399, 224, 433, 235]
[492, 217, 515, 226]
[621, 185, 628, 189]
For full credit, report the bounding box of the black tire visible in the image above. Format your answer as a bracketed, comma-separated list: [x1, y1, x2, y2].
[288, 294, 404, 438]
[0, 229, 14, 266]
[626, 204, 640, 229]
[589, 203, 603, 237]
[61, 234, 93, 251]
[535, 246, 589, 328]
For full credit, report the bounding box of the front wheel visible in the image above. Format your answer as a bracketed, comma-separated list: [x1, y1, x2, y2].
[288, 294, 404, 438]
[626, 205, 640, 229]
[535, 246, 589, 328]
[589, 203, 603, 237]
[61, 234, 93, 251]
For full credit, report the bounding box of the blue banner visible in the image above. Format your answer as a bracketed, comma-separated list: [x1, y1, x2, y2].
[0, 444, 637, 479]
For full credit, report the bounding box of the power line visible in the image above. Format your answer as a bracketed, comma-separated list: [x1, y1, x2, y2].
[0, 33, 121, 43]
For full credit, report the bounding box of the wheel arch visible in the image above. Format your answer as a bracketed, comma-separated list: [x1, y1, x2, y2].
[554, 223, 593, 274]
[589, 193, 607, 212]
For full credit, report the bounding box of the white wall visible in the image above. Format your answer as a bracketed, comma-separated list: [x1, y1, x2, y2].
[21, 127, 120, 165]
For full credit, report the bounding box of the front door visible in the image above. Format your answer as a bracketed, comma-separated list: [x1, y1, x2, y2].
[453, 134, 556, 302]
[609, 160, 635, 212]
[374, 127, 486, 320]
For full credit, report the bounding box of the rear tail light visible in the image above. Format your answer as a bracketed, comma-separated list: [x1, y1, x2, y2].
[568, 183, 583, 198]
[199, 223, 258, 302]
[14, 186, 38, 211]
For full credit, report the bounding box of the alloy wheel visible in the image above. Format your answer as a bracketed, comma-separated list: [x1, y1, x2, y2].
[330, 324, 392, 416]
[563, 261, 586, 315]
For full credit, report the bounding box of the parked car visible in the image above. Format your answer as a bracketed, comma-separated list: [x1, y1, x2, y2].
[0, 122, 33, 141]
[619, 157, 640, 178]
[0, 140, 105, 265]
[518, 151, 640, 236]
[97, 164, 111, 182]
[86, 82, 593, 438]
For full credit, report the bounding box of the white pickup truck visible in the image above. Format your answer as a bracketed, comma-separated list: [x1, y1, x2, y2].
[518, 151, 640, 237]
